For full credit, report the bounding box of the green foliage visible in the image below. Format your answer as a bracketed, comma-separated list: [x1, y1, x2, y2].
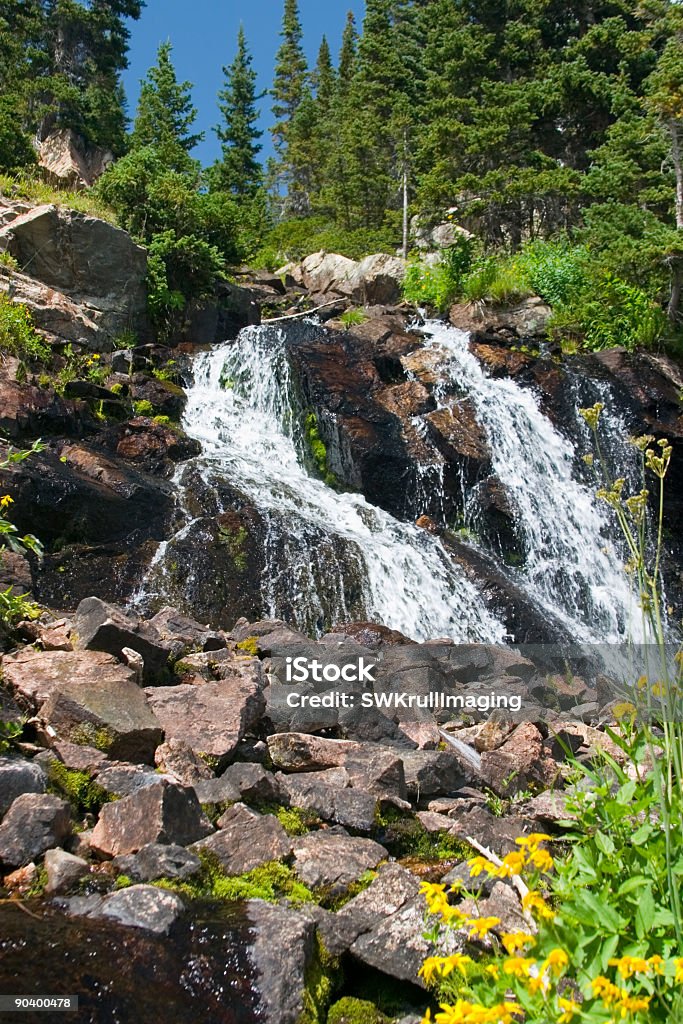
[516, 241, 590, 308]
[217, 523, 249, 573]
[253, 218, 396, 269]
[0, 719, 22, 754]
[114, 874, 133, 889]
[0, 439, 44, 627]
[212, 26, 263, 197]
[132, 41, 203, 171]
[271, 0, 308, 163]
[146, 229, 225, 337]
[275, 805, 321, 837]
[460, 257, 531, 305]
[339, 308, 368, 330]
[235, 636, 259, 657]
[156, 852, 317, 906]
[48, 761, 110, 816]
[0, 294, 50, 363]
[133, 400, 154, 417]
[551, 273, 667, 351]
[69, 722, 115, 753]
[54, 346, 109, 395]
[303, 411, 339, 488]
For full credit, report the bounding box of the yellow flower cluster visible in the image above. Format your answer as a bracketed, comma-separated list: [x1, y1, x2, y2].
[419, 955, 473, 985]
[419, 882, 500, 937]
[607, 954, 664, 979]
[421, 1000, 521, 1024]
[591, 976, 652, 1015]
[0, 494, 14, 509]
[467, 834, 554, 883]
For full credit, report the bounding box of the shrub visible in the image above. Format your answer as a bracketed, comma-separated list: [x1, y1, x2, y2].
[0, 441, 44, 627]
[516, 240, 590, 308]
[252, 217, 398, 268]
[0, 294, 50, 363]
[460, 256, 531, 305]
[550, 273, 666, 351]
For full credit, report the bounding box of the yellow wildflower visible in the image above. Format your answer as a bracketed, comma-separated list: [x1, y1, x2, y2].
[607, 955, 650, 979]
[528, 848, 554, 873]
[503, 956, 536, 979]
[591, 976, 621, 1006]
[440, 903, 468, 926]
[557, 996, 580, 1022]
[419, 958, 445, 986]
[618, 993, 651, 1015]
[420, 1010, 432, 1024]
[522, 891, 555, 920]
[527, 974, 548, 996]
[419, 954, 472, 984]
[647, 955, 664, 974]
[496, 850, 526, 877]
[516, 832, 552, 851]
[0, 494, 13, 509]
[467, 855, 498, 878]
[467, 916, 501, 939]
[484, 964, 500, 980]
[675, 957, 683, 983]
[543, 948, 569, 975]
[435, 1000, 475, 1024]
[501, 931, 536, 955]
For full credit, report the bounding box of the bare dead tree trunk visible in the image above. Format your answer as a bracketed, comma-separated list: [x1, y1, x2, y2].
[402, 127, 409, 260]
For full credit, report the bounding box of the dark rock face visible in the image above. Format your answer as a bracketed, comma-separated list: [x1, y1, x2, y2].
[113, 843, 201, 883]
[246, 900, 321, 1024]
[0, 794, 71, 868]
[0, 442, 174, 609]
[0, 376, 93, 442]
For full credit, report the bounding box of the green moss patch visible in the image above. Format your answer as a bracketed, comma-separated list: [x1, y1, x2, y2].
[326, 997, 390, 1024]
[154, 852, 317, 907]
[48, 761, 111, 815]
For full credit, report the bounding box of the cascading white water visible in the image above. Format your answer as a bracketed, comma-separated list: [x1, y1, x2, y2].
[420, 321, 644, 642]
[150, 324, 507, 643]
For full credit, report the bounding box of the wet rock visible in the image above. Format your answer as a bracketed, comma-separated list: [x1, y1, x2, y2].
[99, 418, 201, 478]
[0, 757, 46, 816]
[129, 376, 186, 420]
[0, 376, 91, 442]
[192, 803, 292, 875]
[95, 884, 185, 936]
[291, 833, 387, 894]
[40, 671, 163, 764]
[468, 337, 534, 378]
[154, 738, 214, 787]
[113, 843, 201, 883]
[278, 773, 377, 832]
[90, 779, 213, 858]
[44, 848, 89, 895]
[145, 662, 265, 770]
[0, 794, 71, 868]
[246, 900, 321, 1024]
[72, 597, 170, 681]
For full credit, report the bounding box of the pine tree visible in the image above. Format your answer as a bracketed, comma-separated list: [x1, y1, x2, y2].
[311, 36, 335, 112]
[212, 26, 263, 196]
[337, 11, 358, 95]
[132, 40, 203, 171]
[270, 0, 308, 159]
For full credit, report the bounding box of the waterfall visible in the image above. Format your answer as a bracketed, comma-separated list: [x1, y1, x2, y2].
[133, 319, 646, 644]
[420, 322, 643, 642]
[135, 324, 507, 643]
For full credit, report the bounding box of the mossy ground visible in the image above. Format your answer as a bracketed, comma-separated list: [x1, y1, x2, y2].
[153, 852, 317, 907]
[326, 996, 390, 1024]
[47, 761, 111, 816]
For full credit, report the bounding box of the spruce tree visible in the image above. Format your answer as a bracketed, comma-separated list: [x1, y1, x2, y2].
[270, 0, 308, 159]
[312, 36, 335, 113]
[337, 11, 358, 94]
[132, 40, 203, 171]
[213, 26, 263, 196]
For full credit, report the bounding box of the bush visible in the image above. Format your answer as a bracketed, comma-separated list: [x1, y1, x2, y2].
[550, 272, 667, 351]
[0, 294, 50, 363]
[516, 241, 590, 307]
[252, 216, 399, 268]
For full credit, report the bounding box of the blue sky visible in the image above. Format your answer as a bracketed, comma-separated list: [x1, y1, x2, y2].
[122, 1, 366, 167]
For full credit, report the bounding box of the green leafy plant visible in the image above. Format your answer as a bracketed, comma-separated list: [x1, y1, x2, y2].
[0, 719, 23, 754]
[339, 308, 368, 330]
[0, 440, 44, 627]
[0, 293, 50, 363]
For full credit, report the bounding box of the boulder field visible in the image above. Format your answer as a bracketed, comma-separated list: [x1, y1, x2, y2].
[1, 596, 632, 1021]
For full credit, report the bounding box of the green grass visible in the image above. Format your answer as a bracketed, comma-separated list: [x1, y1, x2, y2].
[0, 172, 117, 224]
